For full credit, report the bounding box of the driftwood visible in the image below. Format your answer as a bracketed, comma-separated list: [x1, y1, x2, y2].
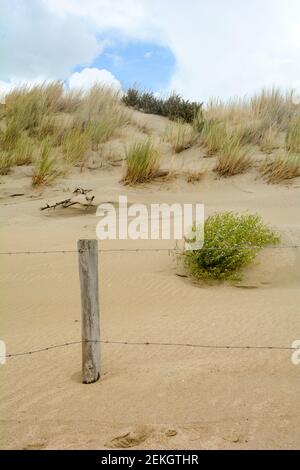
[40, 187, 95, 211]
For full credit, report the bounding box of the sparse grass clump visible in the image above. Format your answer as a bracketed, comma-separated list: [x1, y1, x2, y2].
[32, 139, 60, 186]
[87, 108, 129, 150]
[260, 153, 300, 183]
[286, 117, 300, 153]
[200, 119, 227, 155]
[0, 151, 14, 175]
[165, 121, 196, 153]
[182, 212, 280, 281]
[259, 125, 279, 154]
[213, 129, 252, 177]
[123, 139, 161, 184]
[4, 82, 64, 134]
[122, 88, 202, 123]
[185, 170, 205, 183]
[62, 128, 90, 167]
[14, 136, 35, 165]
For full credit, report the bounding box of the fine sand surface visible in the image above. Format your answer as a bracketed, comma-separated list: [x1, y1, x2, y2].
[1, 112, 300, 449]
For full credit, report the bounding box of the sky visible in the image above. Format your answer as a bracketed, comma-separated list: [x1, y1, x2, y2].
[1, 0, 300, 102]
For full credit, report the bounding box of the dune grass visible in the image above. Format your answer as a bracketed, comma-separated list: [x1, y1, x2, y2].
[185, 170, 205, 183]
[260, 153, 300, 183]
[123, 139, 161, 184]
[259, 125, 279, 154]
[0, 151, 14, 175]
[286, 117, 300, 153]
[200, 119, 227, 155]
[32, 139, 60, 186]
[213, 129, 252, 177]
[182, 212, 280, 281]
[14, 135, 35, 165]
[165, 121, 196, 153]
[62, 128, 90, 168]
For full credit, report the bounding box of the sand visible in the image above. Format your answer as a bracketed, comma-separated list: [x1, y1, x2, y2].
[0, 112, 300, 449]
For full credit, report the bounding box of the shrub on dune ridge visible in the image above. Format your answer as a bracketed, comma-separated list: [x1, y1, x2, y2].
[123, 139, 161, 185]
[122, 88, 202, 123]
[182, 212, 280, 281]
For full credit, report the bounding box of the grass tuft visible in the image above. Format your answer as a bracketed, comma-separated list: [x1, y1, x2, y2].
[123, 139, 161, 184]
[260, 153, 300, 183]
[32, 139, 60, 186]
[286, 117, 300, 153]
[165, 121, 196, 153]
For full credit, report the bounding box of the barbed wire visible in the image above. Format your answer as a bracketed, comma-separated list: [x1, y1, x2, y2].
[0, 339, 297, 360]
[0, 244, 300, 255]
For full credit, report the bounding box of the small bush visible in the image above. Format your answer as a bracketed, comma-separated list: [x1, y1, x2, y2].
[32, 139, 60, 186]
[165, 121, 196, 153]
[0, 151, 14, 175]
[122, 88, 202, 123]
[182, 212, 280, 281]
[286, 117, 300, 153]
[260, 154, 300, 183]
[123, 139, 161, 184]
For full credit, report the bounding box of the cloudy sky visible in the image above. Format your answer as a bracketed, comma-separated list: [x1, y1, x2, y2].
[1, 0, 300, 101]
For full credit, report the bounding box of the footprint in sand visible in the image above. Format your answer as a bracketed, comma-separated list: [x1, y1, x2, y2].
[106, 426, 152, 449]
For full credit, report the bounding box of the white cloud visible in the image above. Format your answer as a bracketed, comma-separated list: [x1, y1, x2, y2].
[68, 68, 122, 92]
[2, 0, 300, 100]
[0, 0, 102, 82]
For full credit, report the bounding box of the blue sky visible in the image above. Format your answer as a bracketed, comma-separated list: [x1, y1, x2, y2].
[81, 40, 175, 92]
[1, 0, 300, 101]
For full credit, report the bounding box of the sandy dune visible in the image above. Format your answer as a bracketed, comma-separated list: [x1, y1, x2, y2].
[1, 112, 300, 449]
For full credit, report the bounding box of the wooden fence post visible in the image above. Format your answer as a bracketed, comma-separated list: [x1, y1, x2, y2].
[78, 239, 100, 384]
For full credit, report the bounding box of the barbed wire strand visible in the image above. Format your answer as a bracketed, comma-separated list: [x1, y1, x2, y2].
[0, 244, 300, 255]
[0, 339, 297, 360]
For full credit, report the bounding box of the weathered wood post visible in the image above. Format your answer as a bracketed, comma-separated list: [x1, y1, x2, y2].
[78, 239, 100, 384]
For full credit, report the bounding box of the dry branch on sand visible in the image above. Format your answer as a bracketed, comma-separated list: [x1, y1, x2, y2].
[40, 187, 95, 210]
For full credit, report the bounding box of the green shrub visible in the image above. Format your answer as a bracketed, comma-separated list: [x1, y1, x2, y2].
[123, 139, 161, 184]
[182, 212, 280, 281]
[122, 88, 202, 123]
